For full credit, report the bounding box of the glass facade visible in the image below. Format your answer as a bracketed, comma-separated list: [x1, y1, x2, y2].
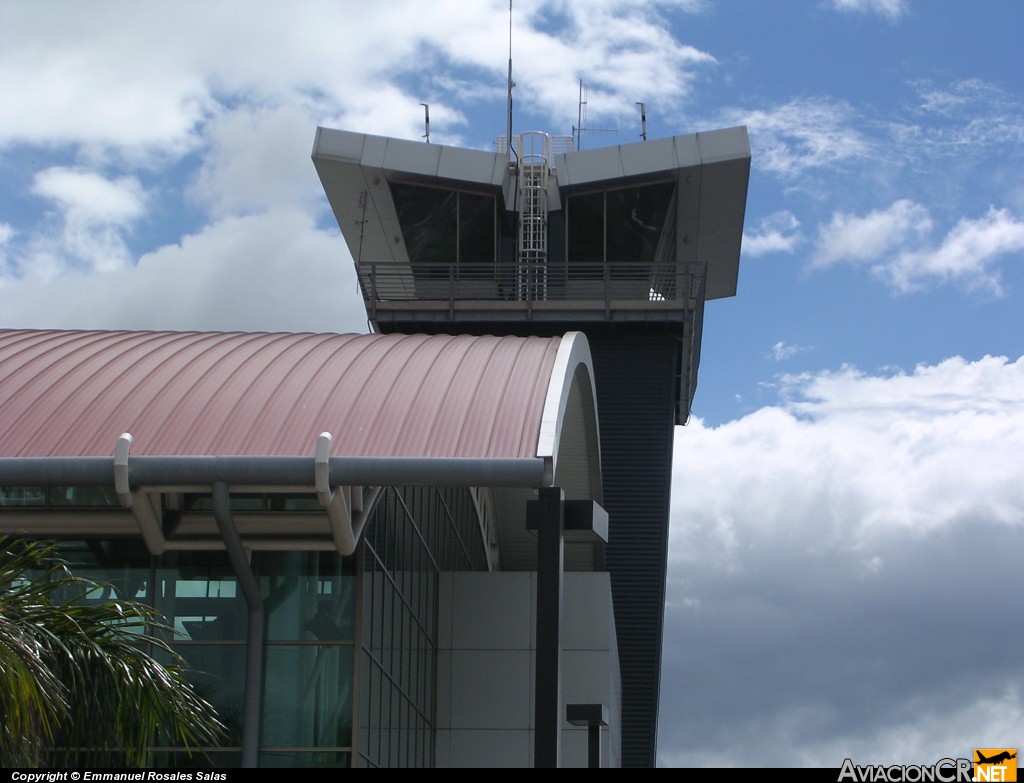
[357, 485, 489, 768]
[0, 485, 121, 508]
[3, 483, 488, 767]
[564, 181, 678, 297]
[390, 182, 499, 278]
[565, 182, 676, 269]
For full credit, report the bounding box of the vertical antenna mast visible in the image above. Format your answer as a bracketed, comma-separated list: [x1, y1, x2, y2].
[636, 102, 647, 141]
[506, 0, 515, 153]
[574, 81, 616, 150]
[420, 103, 430, 143]
[576, 79, 584, 150]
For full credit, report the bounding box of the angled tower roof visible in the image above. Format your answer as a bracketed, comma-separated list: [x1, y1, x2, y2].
[313, 126, 749, 303]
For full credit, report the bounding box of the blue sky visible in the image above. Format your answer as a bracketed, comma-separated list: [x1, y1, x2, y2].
[1, 0, 1022, 767]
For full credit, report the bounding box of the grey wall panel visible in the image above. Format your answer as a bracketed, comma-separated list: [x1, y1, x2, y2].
[438, 571, 621, 767]
[313, 126, 366, 162]
[619, 136, 679, 177]
[383, 137, 443, 177]
[437, 145, 505, 185]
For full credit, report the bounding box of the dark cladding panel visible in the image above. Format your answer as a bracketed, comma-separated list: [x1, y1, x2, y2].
[588, 333, 679, 768]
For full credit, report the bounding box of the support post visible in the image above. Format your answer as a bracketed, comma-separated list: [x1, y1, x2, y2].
[212, 481, 264, 768]
[530, 486, 564, 767]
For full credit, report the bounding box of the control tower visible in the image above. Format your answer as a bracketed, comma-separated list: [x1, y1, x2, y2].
[313, 126, 750, 766]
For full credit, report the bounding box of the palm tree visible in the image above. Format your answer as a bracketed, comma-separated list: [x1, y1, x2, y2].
[0, 538, 224, 766]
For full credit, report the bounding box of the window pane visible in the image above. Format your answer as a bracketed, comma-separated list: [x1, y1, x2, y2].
[458, 192, 495, 271]
[163, 643, 247, 748]
[391, 183, 457, 273]
[566, 191, 604, 277]
[156, 551, 244, 641]
[48, 485, 121, 507]
[258, 751, 350, 768]
[605, 182, 675, 269]
[183, 493, 264, 512]
[262, 644, 354, 749]
[0, 487, 46, 507]
[260, 552, 356, 642]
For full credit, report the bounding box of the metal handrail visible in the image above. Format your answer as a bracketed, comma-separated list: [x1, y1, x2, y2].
[355, 261, 705, 305]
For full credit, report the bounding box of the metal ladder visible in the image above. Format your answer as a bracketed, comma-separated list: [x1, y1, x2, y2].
[516, 131, 549, 301]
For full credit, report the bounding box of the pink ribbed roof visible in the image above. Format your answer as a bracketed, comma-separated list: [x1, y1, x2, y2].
[0, 330, 561, 459]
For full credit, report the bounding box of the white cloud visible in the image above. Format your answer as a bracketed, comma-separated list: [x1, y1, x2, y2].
[720, 98, 871, 178]
[31, 168, 146, 226]
[768, 341, 810, 361]
[0, 4, 214, 157]
[0, 223, 13, 269]
[889, 79, 1024, 162]
[813, 200, 1024, 294]
[188, 104, 325, 218]
[661, 355, 1024, 765]
[890, 207, 1024, 295]
[0, 0, 720, 292]
[914, 78, 992, 120]
[714, 78, 1022, 200]
[781, 355, 1024, 423]
[743, 211, 803, 257]
[829, 0, 908, 20]
[19, 168, 148, 276]
[0, 0, 722, 302]
[0, 1, 712, 158]
[812, 199, 932, 268]
[511, 0, 715, 127]
[0, 209, 367, 334]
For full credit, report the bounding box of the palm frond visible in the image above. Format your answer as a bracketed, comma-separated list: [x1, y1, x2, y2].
[0, 538, 225, 767]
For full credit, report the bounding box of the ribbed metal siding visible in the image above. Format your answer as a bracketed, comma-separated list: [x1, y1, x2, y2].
[588, 334, 679, 769]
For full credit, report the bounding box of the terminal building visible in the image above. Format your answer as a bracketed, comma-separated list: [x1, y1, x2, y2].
[0, 124, 749, 767]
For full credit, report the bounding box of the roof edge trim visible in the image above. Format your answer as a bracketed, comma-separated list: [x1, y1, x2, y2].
[535, 332, 601, 487]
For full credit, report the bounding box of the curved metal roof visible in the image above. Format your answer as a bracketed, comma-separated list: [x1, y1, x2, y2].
[0, 329, 564, 460]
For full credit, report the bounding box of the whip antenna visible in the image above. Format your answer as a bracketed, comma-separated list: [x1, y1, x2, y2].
[506, 1, 515, 149]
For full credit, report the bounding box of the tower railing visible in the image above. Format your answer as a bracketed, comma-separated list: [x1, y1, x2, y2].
[356, 260, 706, 309]
[497, 134, 573, 160]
